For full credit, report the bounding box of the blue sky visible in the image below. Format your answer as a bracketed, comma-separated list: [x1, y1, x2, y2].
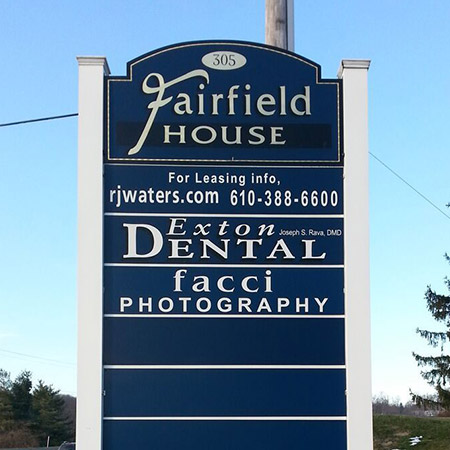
[1, 0, 449, 402]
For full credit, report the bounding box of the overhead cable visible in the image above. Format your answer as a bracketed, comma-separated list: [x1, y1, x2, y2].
[0, 113, 78, 128]
[0, 348, 75, 367]
[0, 112, 448, 222]
[369, 151, 450, 221]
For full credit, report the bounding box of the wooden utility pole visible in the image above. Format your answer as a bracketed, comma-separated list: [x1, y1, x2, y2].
[265, 0, 294, 51]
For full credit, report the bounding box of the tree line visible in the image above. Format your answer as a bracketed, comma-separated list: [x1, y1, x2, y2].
[0, 369, 75, 448]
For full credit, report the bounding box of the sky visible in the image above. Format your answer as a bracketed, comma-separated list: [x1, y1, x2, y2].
[0, 0, 449, 403]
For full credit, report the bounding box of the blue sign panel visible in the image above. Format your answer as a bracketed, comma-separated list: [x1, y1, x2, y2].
[106, 41, 342, 164]
[103, 421, 347, 450]
[103, 41, 345, 450]
[104, 165, 343, 214]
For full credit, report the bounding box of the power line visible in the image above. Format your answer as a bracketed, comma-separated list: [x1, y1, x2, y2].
[0, 348, 75, 367]
[369, 151, 450, 221]
[0, 112, 448, 222]
[0, 113, 78, 128]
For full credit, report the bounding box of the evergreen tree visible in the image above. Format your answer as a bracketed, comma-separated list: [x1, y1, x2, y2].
[31, 381, 71, 446]
[0, 370, 14, 431]
[412, 252, 450, 409]
[0, 369, 12, 390]
[11, 370, 32, 422]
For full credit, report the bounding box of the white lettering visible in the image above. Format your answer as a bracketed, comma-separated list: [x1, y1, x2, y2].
[290, 86, 311, 116]
[123, 223, 163, 258]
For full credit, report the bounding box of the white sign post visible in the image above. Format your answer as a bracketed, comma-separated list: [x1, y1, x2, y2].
[339, 59, 373, 450]
[77, 56, 110, 450]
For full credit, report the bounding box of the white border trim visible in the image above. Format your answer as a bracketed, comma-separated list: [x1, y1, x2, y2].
[104, 314, 345, 319]
[103, 416, 347, 421]
[105, 213, 344, 218]
[104, 264, 344, 268]
[339, 59, 373, 450]
[104, 365, 346, 369]
[77, 56, 109, 450]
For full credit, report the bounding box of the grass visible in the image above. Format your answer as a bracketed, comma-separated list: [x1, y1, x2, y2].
[373, 414, 450, 450]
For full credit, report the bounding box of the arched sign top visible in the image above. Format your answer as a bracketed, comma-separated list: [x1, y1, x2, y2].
[124, 41, 324, 78]
[106, 41, 342, 165]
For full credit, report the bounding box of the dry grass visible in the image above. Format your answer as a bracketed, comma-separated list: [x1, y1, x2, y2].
[373, 415, 450, 450]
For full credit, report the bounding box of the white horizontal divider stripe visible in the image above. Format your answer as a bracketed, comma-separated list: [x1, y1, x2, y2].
[105, 212, 344, 218]
[103, 365, 346, 369]
[104, 264, 344, 268]
[104, 163, 343, 169]
[103, 416, 347, 421]
[104, 314, 345, 319]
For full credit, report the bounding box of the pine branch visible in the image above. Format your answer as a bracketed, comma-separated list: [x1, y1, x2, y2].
[410, 391, 441, 410]
[413, 353, 450, 367]
[416, 328, 447, 348]
[420, 368, 449, 387]
[424, 286, 450, 322]
[413, 352, 450, 391]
